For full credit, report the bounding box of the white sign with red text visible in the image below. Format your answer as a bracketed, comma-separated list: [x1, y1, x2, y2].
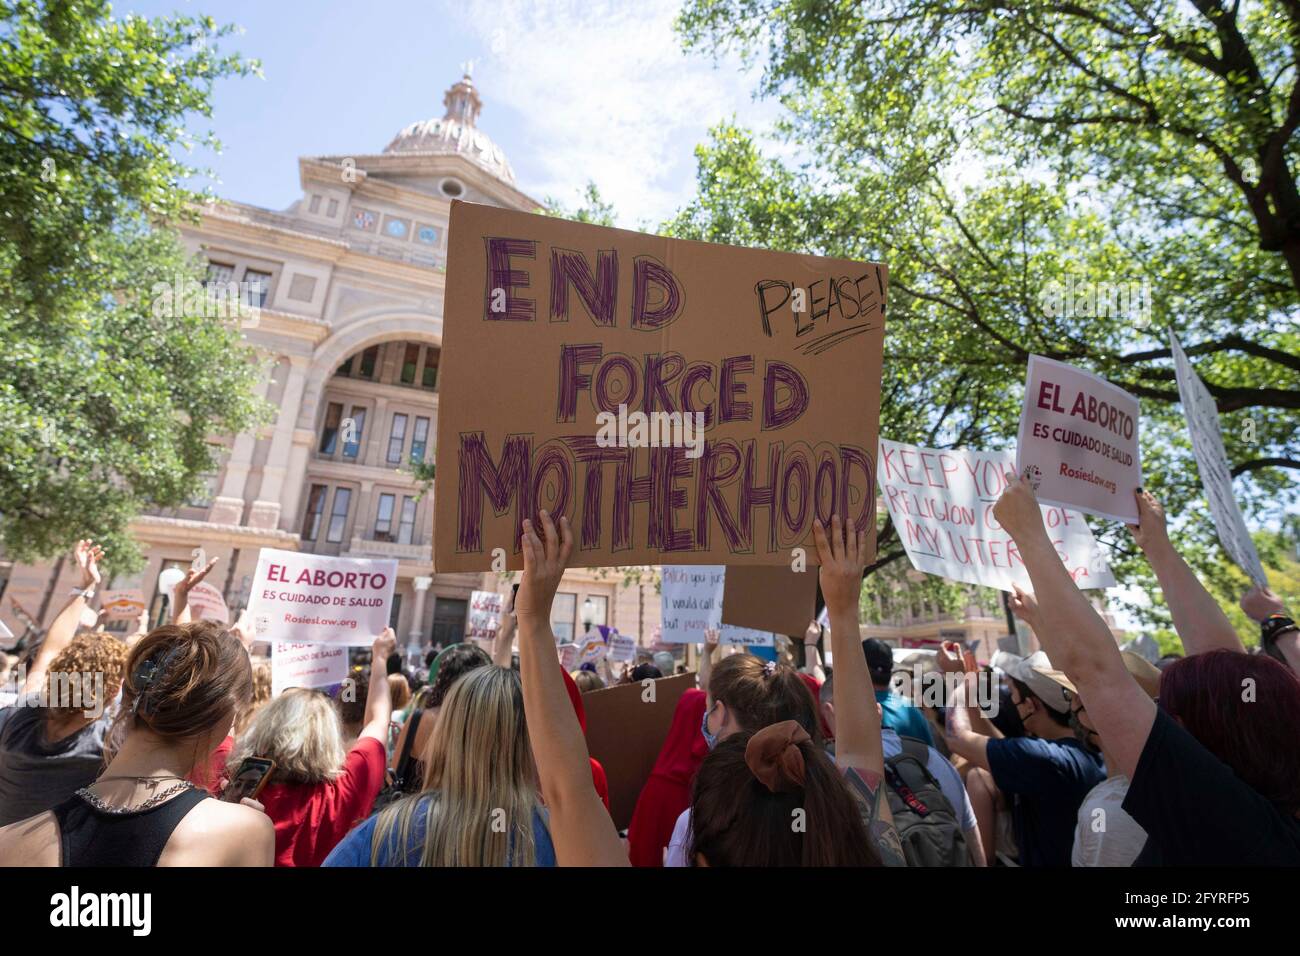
[1016, 355, 1142, 523]
[467, 590, 504, 644]
[271, 641, 349, 697]
[186, 581, 230, 623]
[249, 549, 397, 646]
[879, 438, 1115, 592]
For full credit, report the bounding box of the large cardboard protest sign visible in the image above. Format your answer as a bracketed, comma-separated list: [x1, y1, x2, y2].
[582, 673, 696, 830]
[1017, 355, 1142, 523]
[466, 590, 504, 643]
[660, 565, 776, 646]
[878, 438, 1115, 592]
[1169, 333, 1267, 585]
[271, 642, 349, 697]
[248, 548, 397, 646]
[434, 201, 887, 571]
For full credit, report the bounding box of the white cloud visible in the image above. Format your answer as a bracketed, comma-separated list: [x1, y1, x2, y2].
[443, 0, 779, 227]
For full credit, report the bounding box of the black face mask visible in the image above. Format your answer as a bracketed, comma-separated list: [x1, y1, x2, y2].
[1069, 708, 1101, 756]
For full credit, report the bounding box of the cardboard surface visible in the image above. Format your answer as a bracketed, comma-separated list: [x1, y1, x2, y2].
[1016, 355, 1141, 522]
[878, 438, 1115, 592]
[435, 201, 886, 571]
[581, 672, 696, 831]
[720, 564, 818, 637]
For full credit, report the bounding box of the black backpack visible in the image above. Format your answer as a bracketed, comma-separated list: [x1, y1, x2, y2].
[883, 735, 971, 867]
[370, 708, 424, 815]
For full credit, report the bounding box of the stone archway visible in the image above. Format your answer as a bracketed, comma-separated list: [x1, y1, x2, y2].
[297, 310, 444, 433]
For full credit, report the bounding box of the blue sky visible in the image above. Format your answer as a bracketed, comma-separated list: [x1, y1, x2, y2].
[119, 0, 781, 227]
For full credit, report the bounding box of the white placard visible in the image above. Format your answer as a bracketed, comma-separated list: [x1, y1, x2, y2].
[186, 581, 230, 623]
[879, 438, 1115, 591]
[609, 633, 637, 663]
[660, 566, 776, 646]
[1017, 355, 1142, 522]
[467, 590, 504, 643]
[1169, 333, 1267, 585]
[248, 548, 397, 646]
[100, 589, 146, 622]
[271, 641, 349, 697]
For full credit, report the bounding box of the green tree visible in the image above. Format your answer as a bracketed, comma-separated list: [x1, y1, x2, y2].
[0, 0, 267, 570]
[544, 181, 618, 227]
[671, 1, 1300, 629]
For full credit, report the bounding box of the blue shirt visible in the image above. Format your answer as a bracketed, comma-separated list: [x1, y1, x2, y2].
[986, 735, 1106, 867]
[323, 795, 557, 867]
[875, 689, 935, 746]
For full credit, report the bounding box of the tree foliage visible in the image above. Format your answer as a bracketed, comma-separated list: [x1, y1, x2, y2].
[0, 0, 268, 570]
[670, 0, 1300, 630]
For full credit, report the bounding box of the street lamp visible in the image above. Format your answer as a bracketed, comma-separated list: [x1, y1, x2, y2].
[580, 598, 595, 636]
[156, 566, 186, 629]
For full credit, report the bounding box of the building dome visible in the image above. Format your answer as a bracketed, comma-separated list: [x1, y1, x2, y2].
[383, 70, 517, 186]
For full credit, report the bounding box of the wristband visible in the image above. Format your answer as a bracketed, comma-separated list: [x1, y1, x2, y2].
[68, 586, 95, 601]
[1261, 615, 1297, 646]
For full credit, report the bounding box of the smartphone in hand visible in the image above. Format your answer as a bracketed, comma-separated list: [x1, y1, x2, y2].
[223, 757, 276, 803]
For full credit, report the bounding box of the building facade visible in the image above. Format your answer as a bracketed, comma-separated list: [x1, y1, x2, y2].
[0, 73, 1126, 665]
[1, 73, 660, 657]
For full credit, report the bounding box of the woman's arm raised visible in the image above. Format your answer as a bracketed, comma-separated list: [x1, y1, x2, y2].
[23, 540, 101, 696]
[357, 629, 397, 744]
[515, 511, 627, 867]
[994, 480, 1155, 779]
[1129, 490, 1242, 655]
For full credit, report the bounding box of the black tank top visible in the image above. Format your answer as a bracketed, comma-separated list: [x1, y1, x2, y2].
[51, 786, 209, 867]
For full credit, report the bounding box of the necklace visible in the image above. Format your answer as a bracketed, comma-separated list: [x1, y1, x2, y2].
[76, 779, 195, 815]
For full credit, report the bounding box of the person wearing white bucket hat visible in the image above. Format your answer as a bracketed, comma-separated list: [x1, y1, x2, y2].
[945, 647, 1105, 866]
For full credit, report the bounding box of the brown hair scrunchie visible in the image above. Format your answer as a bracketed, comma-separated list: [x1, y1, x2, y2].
[744, 720, 811, 793]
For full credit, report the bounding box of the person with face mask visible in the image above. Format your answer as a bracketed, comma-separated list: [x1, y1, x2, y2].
[944, 648, 1106, 866]
[663, 650, 823, 866]
[1066, 650, 1162, 867]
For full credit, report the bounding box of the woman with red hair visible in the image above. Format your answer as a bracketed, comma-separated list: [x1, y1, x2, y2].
[997, 482, 1300, 865]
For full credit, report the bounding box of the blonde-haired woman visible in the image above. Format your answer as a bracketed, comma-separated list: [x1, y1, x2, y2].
[226, 630, 395, 867]
[232, 659, 272, 738]
[324, 664, 556, 866]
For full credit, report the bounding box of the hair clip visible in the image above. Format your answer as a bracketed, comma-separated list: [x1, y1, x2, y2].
[762, 660, 777, 676]
[130, 644, 184, 716]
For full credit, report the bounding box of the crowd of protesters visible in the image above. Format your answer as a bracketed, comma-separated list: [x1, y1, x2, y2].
[0, 481, 1296, 867]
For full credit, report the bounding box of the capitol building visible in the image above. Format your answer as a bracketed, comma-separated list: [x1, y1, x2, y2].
[0, 72, 1088, 664]
[2, 73, 660, 657]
